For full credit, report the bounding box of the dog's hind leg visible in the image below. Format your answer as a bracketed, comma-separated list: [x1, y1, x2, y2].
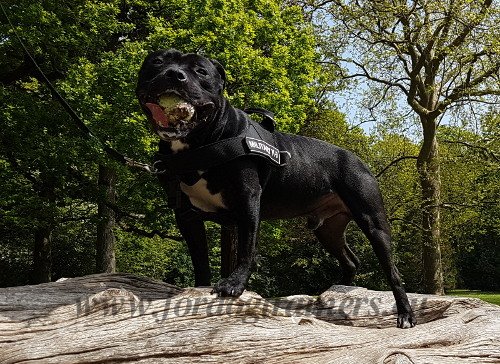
[334, 161, 416, 328]
[353, 212, 416, 328]
[313, 213, 359, 286]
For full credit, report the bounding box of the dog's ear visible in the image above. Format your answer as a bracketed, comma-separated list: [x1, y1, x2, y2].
[210, 59, 226, 90]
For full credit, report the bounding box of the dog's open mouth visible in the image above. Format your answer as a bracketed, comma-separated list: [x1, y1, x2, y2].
[144, 93, 197, 139]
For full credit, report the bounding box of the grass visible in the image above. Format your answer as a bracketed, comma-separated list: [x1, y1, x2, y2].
[447, 290, 500, 306]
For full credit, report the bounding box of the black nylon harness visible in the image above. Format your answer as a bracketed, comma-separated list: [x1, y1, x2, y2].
[154, 110, 291, 208]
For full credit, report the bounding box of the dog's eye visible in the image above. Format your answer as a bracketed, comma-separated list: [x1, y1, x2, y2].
[152, 58, 163, 65]
[196, 68, 208, 76]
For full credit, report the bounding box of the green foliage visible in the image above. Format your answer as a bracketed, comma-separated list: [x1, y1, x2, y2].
[438, 113, 500, 291]
[300, 107, 373, 157]
[51, 220, 97, 280]
[143, 0, 320, 132]
[0, 0, 320, 287]
[250, 219, 341, 297]
[115, 231, 194, 287]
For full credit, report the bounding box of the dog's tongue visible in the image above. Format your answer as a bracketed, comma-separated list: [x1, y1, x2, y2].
[145, 102, 169, 127]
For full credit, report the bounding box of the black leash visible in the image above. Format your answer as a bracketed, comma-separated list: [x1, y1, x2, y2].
[0, 3, 155, 173]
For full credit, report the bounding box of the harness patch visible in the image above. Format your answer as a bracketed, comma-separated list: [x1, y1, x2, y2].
[245, 137, 280, 165]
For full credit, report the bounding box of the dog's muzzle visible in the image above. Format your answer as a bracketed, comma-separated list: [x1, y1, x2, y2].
[145, 93, 195, 139]
[141, 92, 197, 140]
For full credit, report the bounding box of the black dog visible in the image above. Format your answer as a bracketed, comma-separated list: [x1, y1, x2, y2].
[136, 49, 416, 328]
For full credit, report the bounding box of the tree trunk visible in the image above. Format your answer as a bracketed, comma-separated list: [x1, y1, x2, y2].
[31, 226, 52, 284]
[220, 225, 238, 278]
[96, 164, 116, 273]
[1, 274, 499, 363]
[417, 117, 444, 295]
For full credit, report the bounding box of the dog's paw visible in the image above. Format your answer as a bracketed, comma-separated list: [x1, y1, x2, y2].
[212, 278, 246, 297]
[397, 312, 417, 328]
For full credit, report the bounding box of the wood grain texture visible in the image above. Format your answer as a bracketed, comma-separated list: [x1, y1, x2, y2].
[1, 273, 499, 363]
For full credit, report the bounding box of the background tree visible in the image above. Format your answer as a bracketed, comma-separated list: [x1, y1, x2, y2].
[310, 0, 499, 294]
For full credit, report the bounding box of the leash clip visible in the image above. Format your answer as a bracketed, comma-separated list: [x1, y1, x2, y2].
[152, 160, 169, 175]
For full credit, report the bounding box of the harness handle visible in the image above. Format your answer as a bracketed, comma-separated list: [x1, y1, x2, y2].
[244, 108, 276, 132]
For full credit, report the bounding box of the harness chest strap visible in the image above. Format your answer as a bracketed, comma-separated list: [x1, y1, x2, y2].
[154, 120, 291, 209]
[154, 120, 291, 175]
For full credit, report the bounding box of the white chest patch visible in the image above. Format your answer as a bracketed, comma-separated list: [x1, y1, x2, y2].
[170, 140, 189, 154]
[180, 178, 227, 212]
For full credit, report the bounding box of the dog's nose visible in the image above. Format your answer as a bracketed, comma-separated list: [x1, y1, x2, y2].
[165, 67, 187, 82]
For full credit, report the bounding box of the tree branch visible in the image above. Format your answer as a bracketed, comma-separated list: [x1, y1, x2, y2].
[435, 0, 493, 63]
[376, 156, 418, 178]
[438, 62, 500, 114]
[118, 222, 184, 242]
[348, 60, 410, 96]
[389, 217, 427, 232]
[441, 139, 500, 162]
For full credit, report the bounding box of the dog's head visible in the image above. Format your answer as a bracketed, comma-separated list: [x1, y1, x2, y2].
[136, 49, 226, 140]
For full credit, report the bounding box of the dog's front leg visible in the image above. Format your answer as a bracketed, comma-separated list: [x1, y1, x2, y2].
[175, 208, 211, 286]
[213, 173, 262, 297]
